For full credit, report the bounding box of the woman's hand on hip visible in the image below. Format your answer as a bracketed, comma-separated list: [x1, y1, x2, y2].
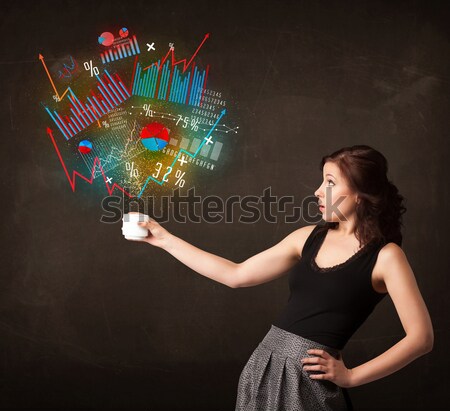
[300, 349, 354, 388]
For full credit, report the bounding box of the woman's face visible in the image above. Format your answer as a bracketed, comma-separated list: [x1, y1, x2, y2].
[314, 161, 358, 222]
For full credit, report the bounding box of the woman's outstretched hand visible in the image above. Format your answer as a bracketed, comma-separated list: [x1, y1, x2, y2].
[300, 349, 354, 388]
[126, 218, 171, 249]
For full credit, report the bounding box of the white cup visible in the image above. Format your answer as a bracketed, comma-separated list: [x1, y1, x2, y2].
[122, 212, 150, 240]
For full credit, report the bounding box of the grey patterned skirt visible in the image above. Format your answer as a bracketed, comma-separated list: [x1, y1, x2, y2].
[235, 325, 353, 411]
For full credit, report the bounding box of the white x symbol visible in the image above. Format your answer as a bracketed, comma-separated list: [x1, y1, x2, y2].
[178, 155, 187, 166]
[106, 177, 112, 184]
[147, 42, 155, 51]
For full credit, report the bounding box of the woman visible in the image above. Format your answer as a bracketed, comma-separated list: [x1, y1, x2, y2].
[127, 145, 434, 411]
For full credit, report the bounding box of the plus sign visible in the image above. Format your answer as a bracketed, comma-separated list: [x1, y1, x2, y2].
[178, 155, 187, 166]
[204, 136, 213, 145]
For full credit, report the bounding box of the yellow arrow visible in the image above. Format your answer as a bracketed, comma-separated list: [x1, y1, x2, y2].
[39, 54, 70, 102]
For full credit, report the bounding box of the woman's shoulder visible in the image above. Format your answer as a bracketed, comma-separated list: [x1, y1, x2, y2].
[288, 224, 322, 258]
[378, 242, 404, 260]
[372, 241, 408, 287]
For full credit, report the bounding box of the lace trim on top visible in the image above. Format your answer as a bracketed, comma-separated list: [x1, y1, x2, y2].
[310, 228, 372, 273]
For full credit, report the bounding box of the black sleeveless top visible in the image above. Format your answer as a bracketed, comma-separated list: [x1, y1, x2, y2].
[272, 223, 389, 350]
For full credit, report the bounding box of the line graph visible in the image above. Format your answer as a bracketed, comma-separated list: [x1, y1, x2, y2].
[46, 127, 133, 197]
[142, 33, 209, 73]
[79, 120, 146, 178]
[39, 54, 70, 101]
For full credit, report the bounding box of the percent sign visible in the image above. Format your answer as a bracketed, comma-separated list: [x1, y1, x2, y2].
[190, 118, 199, 131]
[175, 170, 185, 187]
[143, 104, 152, 116]
[83, 60, 99, 77]
[126, 161, 139, 178]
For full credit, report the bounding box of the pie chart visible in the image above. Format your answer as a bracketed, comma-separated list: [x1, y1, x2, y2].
[119, 27, 129, 38]
[140, 122, 170, 151]
[78, 140, 92, 154]
[98, 32, 114, 47]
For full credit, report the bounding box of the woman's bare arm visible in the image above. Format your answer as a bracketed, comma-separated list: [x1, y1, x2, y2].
[234, 225, 316, 288]
[162, 233, 239, 288]
[348, 243, 434, 387]
[131, 219, 316, 288]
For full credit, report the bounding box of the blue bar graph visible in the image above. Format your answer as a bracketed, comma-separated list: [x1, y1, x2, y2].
[132, 61, 208, 107]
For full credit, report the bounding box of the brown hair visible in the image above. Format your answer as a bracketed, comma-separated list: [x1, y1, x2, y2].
[318, 144, 407, 247]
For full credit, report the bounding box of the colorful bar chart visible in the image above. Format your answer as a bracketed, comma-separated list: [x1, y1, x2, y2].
[44, 70, 131, 140]
[132, 61, 209, 107]
[100, 35, 141, 64]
